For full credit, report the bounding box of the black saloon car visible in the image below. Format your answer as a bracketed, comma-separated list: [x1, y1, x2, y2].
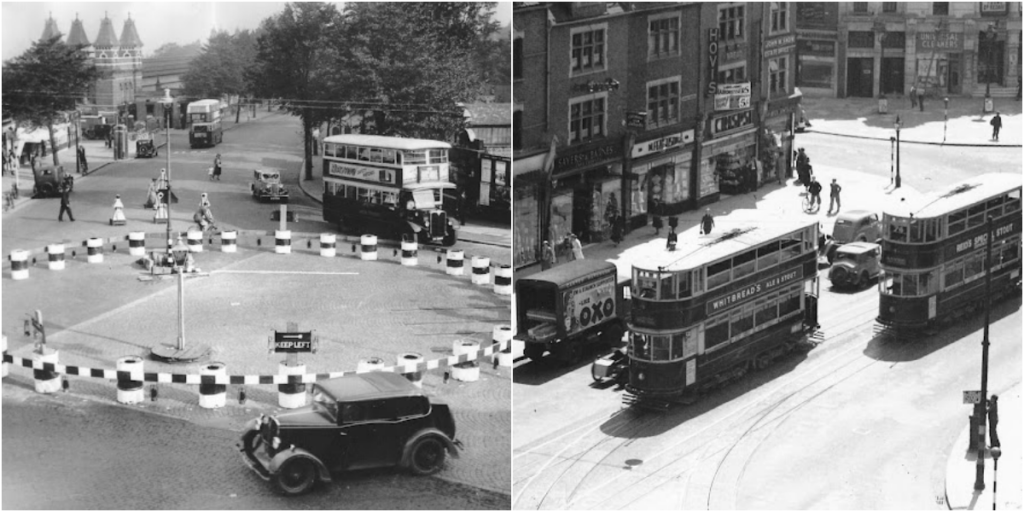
[239, 372, 461, 496]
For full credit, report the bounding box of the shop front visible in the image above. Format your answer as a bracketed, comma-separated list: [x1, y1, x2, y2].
[915, 31, 964, 94]
[700, 109, 757, 202]
[627, 130, 695, 230]
[513, 151, 546, 269]
[762, 88, 803, 184]
[550, 141, 623, 245]
[797, 37, 838, 94]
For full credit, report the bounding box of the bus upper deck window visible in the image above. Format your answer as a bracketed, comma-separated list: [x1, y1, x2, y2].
[909, 220, 922, 243]
[887, 222, 907, 242]
[404, 151, 427, 165]
[370, 148, 383, 163]
[1005, 190, 1021, 213]
[382, 191, 397, 207]
[323, 143, 334, 158]
[345, 146, 357, 160]
[429, 149, 448, 164]
[358, 148, 371, 162]
[383, 150, 397, 165]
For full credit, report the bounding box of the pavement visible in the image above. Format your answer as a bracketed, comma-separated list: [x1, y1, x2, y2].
[295, 153, 513, 251]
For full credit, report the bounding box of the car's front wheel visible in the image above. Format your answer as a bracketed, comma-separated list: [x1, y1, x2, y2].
[408, 437, 446, 476]
[274, 458, 317, 496]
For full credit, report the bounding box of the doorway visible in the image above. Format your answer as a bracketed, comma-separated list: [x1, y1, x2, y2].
[881, 57, 905, 95]
[846, 57, 874, 97]
[572, 185, 593, 243]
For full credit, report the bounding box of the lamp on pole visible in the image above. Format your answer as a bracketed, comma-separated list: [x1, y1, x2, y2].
[973, 215, 995, 491]
[894, 116, 901, 188]
[160, 89, 173, 253]
[171, 235, 189, 350]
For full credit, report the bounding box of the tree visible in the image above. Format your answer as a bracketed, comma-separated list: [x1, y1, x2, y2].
[248, 3, 343, 180]
[2, 36, 100, 167]
[181, 29, 259, 101]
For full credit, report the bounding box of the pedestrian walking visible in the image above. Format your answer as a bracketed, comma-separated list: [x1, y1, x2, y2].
[105, 129, 112, 149]
[666, 226, 678, 251]
[701, 208, 715, 235]
[77, 145, 88, 173]
[212, 154, 222, 180]
[570, 233, 584, 261]
[652, 215, 663, 236]
[541, 240, 556, 270]
[990, 112, 1002, 141]
[909, 86, 917, 108]
[57, 184, 74, 222]
[988, 395, 1000, 448]
[111, 194, 126, 224]
[808, 177, 823, 210]
[611, 215, 624, 247]
[917, 88, 925, 112]
[828, 178, 842, 214]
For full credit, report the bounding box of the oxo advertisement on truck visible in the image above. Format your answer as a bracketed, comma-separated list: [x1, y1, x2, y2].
[562, 275, 617, 335]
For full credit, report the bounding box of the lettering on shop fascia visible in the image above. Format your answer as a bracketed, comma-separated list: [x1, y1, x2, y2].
[554, 143, 619, 173]
[710, 109, 753, 136]
[916, 32, 963, 52]
[632, 130, 695, 159]
[707, 27, 720, 97]
[706, 268, 802, 315]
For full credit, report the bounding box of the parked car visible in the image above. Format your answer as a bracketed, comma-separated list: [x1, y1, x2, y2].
[239, 372, 461, 496]
[32, 165, 72, 197]
[250, 169, 289, 202]
[135, 138, 158, 158]
[828, 242, 881, 289]
[826, 210, 881, 263]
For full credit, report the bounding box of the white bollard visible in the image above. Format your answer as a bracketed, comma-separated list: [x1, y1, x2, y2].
[446, 250, 465, 276]
[2, 334, 8, 379]
[33, 348, 61, 394]
[186, 230, 204, 253]
[471, 256, 491, 285]
[116, 356, 145, 405]
[320, 233, 336, 258]
[275, 230, 292, 254]
[360, 234, 378, 261]
[401, 239, 418, 266]
[199, 362, 227, 409]
[397, 353, 425, 388]
[47, 244, 66, 271]
[357, 357, 386, 373]
[86, 238, 104, 264]
[493, 324, 515, 368]
[220, 230, 237, 253]
[493, 264, 512, 296]
[10, 249, 30, 280]
[451, 339, 480, 382]
[128, 232, 146, 257]
[277, 362, 306, 408]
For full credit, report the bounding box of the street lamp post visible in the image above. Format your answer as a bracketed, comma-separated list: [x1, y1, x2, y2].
[943, 97, 949, 144]
[894, 116, 901, 188]
[889, 136, 895, 184]
[170, 235, 189, 350]
[973, 215, 994, 491]
[991, 445, 1002, 510]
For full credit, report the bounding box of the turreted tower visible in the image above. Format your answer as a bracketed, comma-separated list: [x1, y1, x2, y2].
[39, 12, 62, 42]
[65, 14, 92, 50]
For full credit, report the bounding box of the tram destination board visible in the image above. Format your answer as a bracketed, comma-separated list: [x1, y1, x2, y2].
[273, 331, 313, 353]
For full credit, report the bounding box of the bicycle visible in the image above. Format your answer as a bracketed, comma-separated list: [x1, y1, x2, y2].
[801, 192, 818, 213]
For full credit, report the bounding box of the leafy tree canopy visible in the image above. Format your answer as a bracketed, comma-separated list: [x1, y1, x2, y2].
[181, 29, 259, 99]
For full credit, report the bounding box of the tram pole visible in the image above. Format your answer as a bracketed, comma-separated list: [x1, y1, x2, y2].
[973, 215, 994, 491]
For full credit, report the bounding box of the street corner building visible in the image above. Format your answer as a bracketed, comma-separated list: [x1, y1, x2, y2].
[513, 2, 803, 270]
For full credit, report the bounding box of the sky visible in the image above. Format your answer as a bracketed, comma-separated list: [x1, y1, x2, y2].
[1, 2, 512, 62]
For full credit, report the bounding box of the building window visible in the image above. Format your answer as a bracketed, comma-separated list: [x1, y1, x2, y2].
[647, 77, 680, 128]
[717, 63, 747, 84]
[513, 37, 523, 80]
[933, 2, 949, 15]
[769, 56, 788, 94]
[570, 25, 606, 75]
[882, 2, 898, 13]
[718, 5, 745, 42]
[569, 94, 606, 144]
[770, 2, 788, 33]
[513, 109, 522, 151]
[848, 31, 875, 48]
[882, 31, 905, 48]
[852, 2, 868, 13]
[648, 13, 680, 59]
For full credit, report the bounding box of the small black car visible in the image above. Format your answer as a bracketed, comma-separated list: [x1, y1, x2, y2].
[136, 139, 158, 158]
[239, 372, 461, 496]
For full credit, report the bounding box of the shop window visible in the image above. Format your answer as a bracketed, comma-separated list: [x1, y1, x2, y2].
[882, 32, 905, 49]
[718, 5, 745, 42]
[647, 78, 680, 128]
[717, 64, 747, 85]
[570, 25, 606, 75]
[848, 31, 874, 48]
[852, 2, 868, 13]
[569, 95, 606, 144]
[769, 56, 789, 94]
[648, 14, 680, 59]
[770, 2, 788, 33]
[932, 2, 949, 15]
[882, 2, 898, 13]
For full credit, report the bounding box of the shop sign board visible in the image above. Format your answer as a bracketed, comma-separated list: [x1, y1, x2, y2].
[626, 111, 648, 131]
[764, 34, 796, 59]
[916, 32, 963, 52]
[723, 42, 747, 63]
[707, 27, 720, 96]
[981, 2, 1007, 15]
[554, 142, 620, 174]
[710, 109, 754, 136]
[714, 82, 751, 111]
[631, 130, 694, 159]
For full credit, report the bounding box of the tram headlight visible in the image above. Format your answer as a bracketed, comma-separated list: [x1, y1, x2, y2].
[889, 306, 895, 313]
[638, 372, 645, 381]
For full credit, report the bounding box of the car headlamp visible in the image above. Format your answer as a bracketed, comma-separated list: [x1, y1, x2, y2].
[272, 437, 281, 449]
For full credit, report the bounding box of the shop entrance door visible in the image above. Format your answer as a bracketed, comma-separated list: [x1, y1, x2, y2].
[846, 58, 874, 97]
[946, 54, 962, 94]
[881, 58, 905, 95]
[572, 186, 593, 243]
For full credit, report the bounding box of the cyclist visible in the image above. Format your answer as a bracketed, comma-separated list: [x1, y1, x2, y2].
[193, 204, 216, 232]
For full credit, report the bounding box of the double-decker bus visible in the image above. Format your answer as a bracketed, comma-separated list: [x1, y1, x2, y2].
[877, 173, 1021, 330]
[321, 134, 459, 245]
[623, 215, 820, 408]
[187, 99, 223, 148]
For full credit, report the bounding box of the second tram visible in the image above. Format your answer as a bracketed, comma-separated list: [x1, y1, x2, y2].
[623, 216, 820, 407]
[877, 173, 1022, 330]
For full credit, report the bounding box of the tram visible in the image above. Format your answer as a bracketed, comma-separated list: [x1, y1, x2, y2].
[877, 173, 1022, 330]
[623, 215, 820, 408]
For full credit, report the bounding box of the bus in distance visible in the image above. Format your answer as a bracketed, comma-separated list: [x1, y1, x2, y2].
[321, 134, 459, 245]
[187, 99, 224, 148]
